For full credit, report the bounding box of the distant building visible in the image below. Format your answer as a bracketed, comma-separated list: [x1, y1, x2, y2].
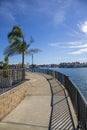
[9, 64, 21, 69]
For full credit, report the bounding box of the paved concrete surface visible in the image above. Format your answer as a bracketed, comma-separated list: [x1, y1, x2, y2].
[42, 74, 78, 130]
[0, 72, 78, 130]
[0, 72, 51, 130]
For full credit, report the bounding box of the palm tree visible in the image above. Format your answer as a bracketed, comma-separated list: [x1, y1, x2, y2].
[4, 25, 40, 68]
[3, 56, 9, 78]
[3, 56, 9, 70]
[0, 61, 3, 69]
[0, 61, 3, 66]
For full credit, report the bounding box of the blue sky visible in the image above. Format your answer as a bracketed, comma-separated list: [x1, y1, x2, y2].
[0, 0, 87, 65]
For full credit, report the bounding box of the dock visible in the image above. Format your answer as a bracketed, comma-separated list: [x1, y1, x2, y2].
[0, 72, 77, 130]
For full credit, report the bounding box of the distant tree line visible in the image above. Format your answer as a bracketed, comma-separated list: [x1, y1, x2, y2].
[38, 62, 87, 68]
[58, 62, 87, 68]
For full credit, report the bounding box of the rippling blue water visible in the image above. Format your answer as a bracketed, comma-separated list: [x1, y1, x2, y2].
[49, 67, 87, 100]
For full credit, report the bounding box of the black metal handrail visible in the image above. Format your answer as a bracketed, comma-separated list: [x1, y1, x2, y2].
[29, 68, 87, 130]
[61, 73, 87, 130]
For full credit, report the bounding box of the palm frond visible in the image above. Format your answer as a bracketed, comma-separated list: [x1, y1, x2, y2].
[8, 25, 24, 41]
[30, 36, 34, 43]
[4, 43, 22, 57]
[27, 36, 34, 48]
[12, 25, 24, 37]
[25, 48, 41, 55]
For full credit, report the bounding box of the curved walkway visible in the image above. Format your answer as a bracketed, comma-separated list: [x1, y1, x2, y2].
[0, 72, 51, 130]
[0, 72, 77, 130]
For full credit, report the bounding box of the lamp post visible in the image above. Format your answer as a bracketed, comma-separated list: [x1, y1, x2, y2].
[32, 53, 34, 72]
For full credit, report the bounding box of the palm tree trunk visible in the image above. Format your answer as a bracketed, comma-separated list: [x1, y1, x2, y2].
[22, 51, 25, 80]
[22, 51, 24, 68]
[22, 38, 25, 68]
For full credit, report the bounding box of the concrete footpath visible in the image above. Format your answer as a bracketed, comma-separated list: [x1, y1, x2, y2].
[0, 72, 51, 130]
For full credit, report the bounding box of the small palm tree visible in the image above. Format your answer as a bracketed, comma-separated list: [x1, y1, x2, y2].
[3, 56, 9, 78]
[3, 56, 9, 70]
[4, 25, 40, 68]
[0, 61, 3, 69]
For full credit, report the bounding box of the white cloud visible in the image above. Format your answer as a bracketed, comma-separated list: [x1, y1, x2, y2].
[0, 1, 16, 22]
[67, 21, 87, 54]
[68, 40, 87, 48]
[49, 40, 87, 48]
[68, 41, 82, 45]
[69, 44, 87, 48]
[32, 0, 72, 25]
[81, 22, 87, 33]
[0, 0, 30, 22]
[49, 40, 87, 55]
[53, 0, 72, 24]
[68, 29, 87, 39]
[67, 21, 87, 40]
[78, 21, 87, 35]
[0, 0, 72, 24]
[68, 40, 87, 54]
[49, 43, 59, 47]
[49, 42, 68, 48]
[69, 48, 87, 54]
[0, 11, 15, 22]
